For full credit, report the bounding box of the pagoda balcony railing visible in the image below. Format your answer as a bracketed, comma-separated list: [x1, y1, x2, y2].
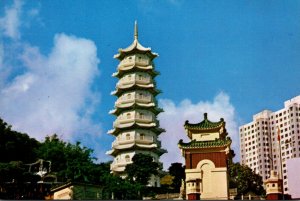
[117, 78, 152, 88]
[115, 96, 153, 107]
[112, 138, 155, 148]
[111, 159, 130, 170]
[118, 59, 150, 69]
[115, 114, 153, 123]
[113, 117, 155, 128]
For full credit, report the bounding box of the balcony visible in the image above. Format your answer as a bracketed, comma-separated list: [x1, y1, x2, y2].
[110, 159, 130, 172]
[118, 56, 151, 70]
[115, 93, 153, 108]
[113, 115, 156, 128]
[112, 138, 156, 149]
[116, 76, 153, 89]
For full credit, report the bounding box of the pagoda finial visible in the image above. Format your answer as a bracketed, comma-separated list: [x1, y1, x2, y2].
[204, 113, 208, 120]
[134, 20, 138, 40]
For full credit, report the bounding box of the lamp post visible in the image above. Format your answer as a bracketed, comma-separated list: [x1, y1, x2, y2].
[277, 127, 284, 200]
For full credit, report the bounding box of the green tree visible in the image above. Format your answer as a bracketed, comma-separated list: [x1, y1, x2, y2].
[0, 118, 40, 163]
[229, 162, 265, 197]
[125, 153, 160, 185]
[168, 162, 185, 192]
[36, 134, 96, 182]
[124, 153, 161, 199]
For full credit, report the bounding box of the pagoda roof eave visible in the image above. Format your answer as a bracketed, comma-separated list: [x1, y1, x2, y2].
[110, 104, 163, 116]
[107, 144, 166, 156]
[178, 138, 232, 149]
[112, 68, 160, 78]
[108, 125, 165, 136]
[114, 39, 158, 60]
[184, 113, 225, 131]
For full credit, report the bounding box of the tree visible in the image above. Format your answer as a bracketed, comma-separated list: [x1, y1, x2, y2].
[0, 118, 40, 163]
[229, 162, 265, 197]
[168, 162, 185, 192]
[125, 153, 160, 186]
[124, 153, 161, 199]
[35, 134, 96, 182]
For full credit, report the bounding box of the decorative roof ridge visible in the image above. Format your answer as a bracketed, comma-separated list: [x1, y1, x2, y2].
[178, 137, 231, 148]
[114, 22, 158, 60]
[184, 113, 224, 129]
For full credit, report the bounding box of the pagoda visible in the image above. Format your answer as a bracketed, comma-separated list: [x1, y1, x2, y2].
[178, 113, 232, 200]
[107, 22, 166, 187]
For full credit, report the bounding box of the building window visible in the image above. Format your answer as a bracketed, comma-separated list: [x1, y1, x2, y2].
[127, 113, 131, 119]
[140, 133, 145, 140]
[126, 133, 130, 140]
[125, 155, 130, 162]
[127, 93, 132, 99]
[139, 93, 143, 99]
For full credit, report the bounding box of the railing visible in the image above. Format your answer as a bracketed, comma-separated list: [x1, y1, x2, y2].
[118, 58, 150, 69]
[116, 77, 152, 88]
[115, 95, 152, 107]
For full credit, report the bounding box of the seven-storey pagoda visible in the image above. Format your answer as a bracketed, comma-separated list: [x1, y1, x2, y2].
[107, 22, 166, 186]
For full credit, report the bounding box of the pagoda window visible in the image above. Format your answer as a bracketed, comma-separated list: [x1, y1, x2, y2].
[138, 93, 143, 99]
[139, 112, 144, 119]
[140, 133, 145, 140]
[128, 74, 132, 80]
[125, 155, 130, 162]
[126, 133, 130, 140]
[138, 74, 143, 80]
[126, 113, 131, 119]
[127, 93, 132, 99]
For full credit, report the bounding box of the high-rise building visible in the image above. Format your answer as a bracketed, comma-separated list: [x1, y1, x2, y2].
[106, 22, 166, 186]
[239, 95, 300, 194]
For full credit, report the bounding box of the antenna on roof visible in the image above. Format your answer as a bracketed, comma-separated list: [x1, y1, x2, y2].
[134, 20, 138, 40]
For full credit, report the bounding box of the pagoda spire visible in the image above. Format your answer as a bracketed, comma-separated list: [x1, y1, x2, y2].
[134, 20, 138, 40]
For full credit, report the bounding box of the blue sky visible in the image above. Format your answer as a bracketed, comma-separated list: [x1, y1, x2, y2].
[1, 0, 300, 169]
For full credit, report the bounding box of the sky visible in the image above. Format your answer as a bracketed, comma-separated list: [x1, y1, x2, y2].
[1, 0, 300, 169]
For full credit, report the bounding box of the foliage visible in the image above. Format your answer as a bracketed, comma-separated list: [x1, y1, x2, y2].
[0, 161, 25, 183]
[123, 153, 161, 199]
[0, 118, 165, 199]
[160, 174, 174, 186]
[229, 162, 265, 196]
[125, 153, 160, 186]
[168, 162, 185, 192]
[35, 134, 96, 182]
[0, 118, 40, 163]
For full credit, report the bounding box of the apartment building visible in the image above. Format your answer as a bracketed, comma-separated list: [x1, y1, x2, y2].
[239, 95, 300, 194]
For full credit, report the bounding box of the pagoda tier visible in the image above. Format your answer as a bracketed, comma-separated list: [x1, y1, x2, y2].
[108, 121, 165, 136]
[107, 22, 166, 186]
[112, 66, 160, 78]
[109, 105, 163, 116]
[109, 90, 163, 115]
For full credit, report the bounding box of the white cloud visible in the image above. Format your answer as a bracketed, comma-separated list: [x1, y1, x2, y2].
[158, 92, 240, 170]
[0, 33, 101, 142]
[0, 0, 23, 40]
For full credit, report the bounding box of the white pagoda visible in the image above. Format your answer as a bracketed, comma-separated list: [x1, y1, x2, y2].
[107, 22, 166, 187]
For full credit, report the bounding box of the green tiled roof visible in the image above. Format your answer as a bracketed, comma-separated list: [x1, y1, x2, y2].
[178, 137, 231, 149]
[184, 113, 224, 130]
